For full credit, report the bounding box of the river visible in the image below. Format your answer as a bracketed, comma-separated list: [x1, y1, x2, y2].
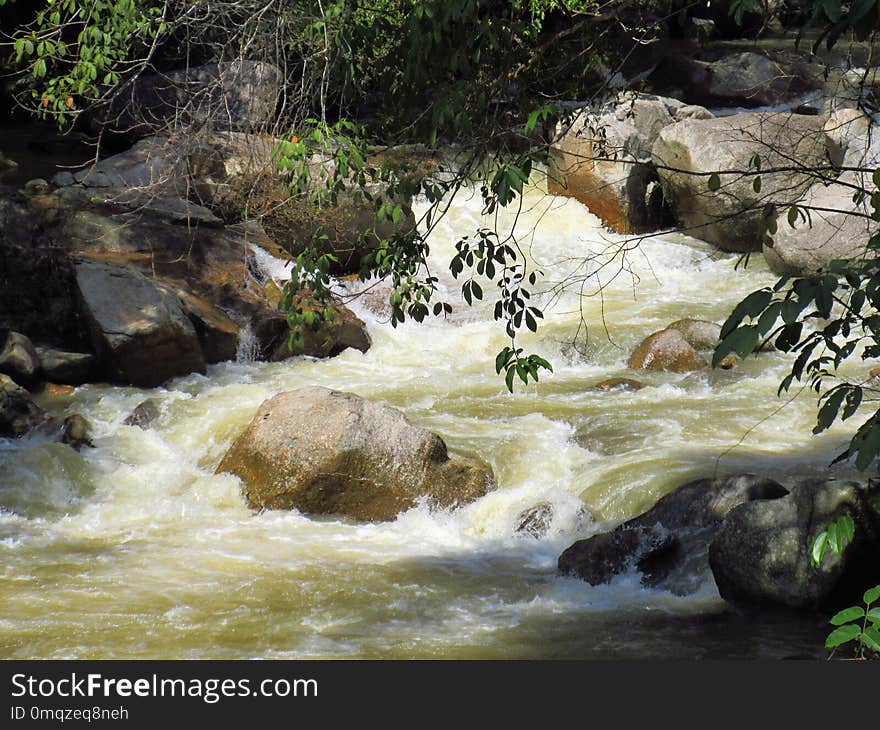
[0, 175, 855, 658]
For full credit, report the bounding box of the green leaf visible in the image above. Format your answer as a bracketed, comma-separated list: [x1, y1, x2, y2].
[861, 627, 880, 653]
[811, 531, 828, 568]
[864, 585, 880, 605]
[829, 606, 864, 625]
[707, 173, 721, 191]
[753, 176, 762, 194]
[505, 366, 516, 393]
[825, 624, 861, 648]
[713, 326, 758, 367]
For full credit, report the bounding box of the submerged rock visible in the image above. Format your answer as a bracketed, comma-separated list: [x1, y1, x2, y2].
[516, 503, 554, 538]
[217, 386, 494, 522]
[59, 414, 94, 450]
[590, 377, 644, 392]
[559, 474, 789, 594]
[709, 479, 880, 610]
[124, 399, 161, 428]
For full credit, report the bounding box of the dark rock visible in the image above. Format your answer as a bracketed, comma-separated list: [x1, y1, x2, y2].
[217, 386, 494, 522]
[559, 474, 789, 594]
[92, 61, 282, 138]
[34, 346, 95, 385]
[709, 479, 880, 610]
[516, 503, 554, 538]
[0, 330, 41, 385]
[0, 374, 47, 437]
[60, 414, 93, 450]
[73, 258, 206, 387]
[124, 399, 161, 428]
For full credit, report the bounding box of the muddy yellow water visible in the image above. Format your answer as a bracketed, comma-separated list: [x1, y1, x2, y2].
[0, 180, 851, 658]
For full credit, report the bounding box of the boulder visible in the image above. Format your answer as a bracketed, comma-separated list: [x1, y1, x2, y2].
[124, 399, 161, 428]
[559, 474, 789, 594]
[709, 479, 880, 609]
[0, 374, 47, 437]
[763, 116, 880, 275]
[73, 258, 207, 387]
[93, 61, 282, 137]
[652, 112, 827, 251]
[648, 51, 823, 109]
[0, 331, 41, 385]
[665, 319, 721, 351]
[216, 387, 495, 522]
[627, 329, 707, 372]
[253, 301, 371, 361]
[59, 414, 94, 450]
[547, 93, 685, 233]
[34, 346, 96, 385]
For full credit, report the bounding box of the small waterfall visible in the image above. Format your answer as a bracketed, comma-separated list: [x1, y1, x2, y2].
[235, 320, 261, 363]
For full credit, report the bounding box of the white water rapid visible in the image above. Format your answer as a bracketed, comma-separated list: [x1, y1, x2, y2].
[0, 177, 853, 658]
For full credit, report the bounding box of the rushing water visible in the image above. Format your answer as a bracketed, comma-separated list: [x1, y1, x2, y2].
[0, 177, 856, 659]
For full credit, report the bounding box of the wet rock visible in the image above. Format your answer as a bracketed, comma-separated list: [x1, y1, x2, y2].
[159, 285, 239, 364]
[559, 474, 789, 594]
[665, 319, 721, 350]
[627, 329, 707, 373]
[0, 374, 47, 438]
[73, 258, 206, 387]
[590, 377, 644, 392]
[34, 346, 95, 385]
[124, 399, 161, 428]
[709, 479, 880, 610]
[0, 331, 41, 385]
[548, 92, 679, 233]
[217, 386, 495, 522]
[253, 297, 371, 361]
[516, 503, 554, 538]
[652, 112, 827, 252]
[60, 414, 93, 450]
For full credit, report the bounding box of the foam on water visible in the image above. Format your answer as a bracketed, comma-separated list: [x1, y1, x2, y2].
[0, 178, 844, 658]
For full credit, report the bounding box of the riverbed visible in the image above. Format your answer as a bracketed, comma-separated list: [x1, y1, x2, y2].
[0, 177, 855, 658]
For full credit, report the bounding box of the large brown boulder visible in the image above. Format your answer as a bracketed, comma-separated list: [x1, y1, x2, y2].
[217, 387, 495, 522]
[652, 112, 827, 252]
[627, 329, 707, 372]
[547, 93, 698, 233]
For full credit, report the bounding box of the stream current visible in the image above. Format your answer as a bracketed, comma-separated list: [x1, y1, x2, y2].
[0, 177, 856, 658]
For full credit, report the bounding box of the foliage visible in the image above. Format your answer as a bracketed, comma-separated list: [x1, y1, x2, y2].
[1, 0, 166, 125]
[824, 584, 880, 658]
[810, 515, 856, 569]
